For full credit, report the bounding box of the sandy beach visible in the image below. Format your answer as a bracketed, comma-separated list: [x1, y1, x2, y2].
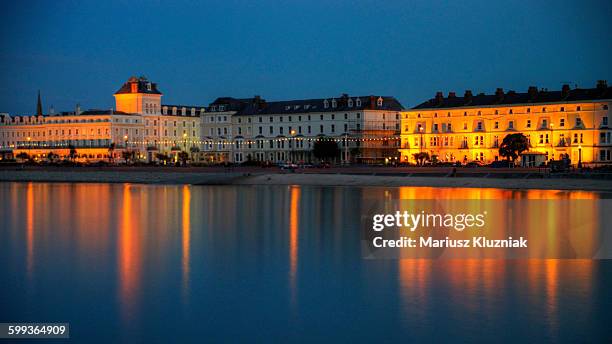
[1, 168, 611, 191]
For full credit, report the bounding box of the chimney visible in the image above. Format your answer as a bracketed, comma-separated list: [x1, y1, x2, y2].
[528, 86, 538, 100]
[76, 103, 81, 115]
[110, 108, 114, 115]
[495, 88, 504, 102]
[448, 91, 456, 98]
[49, 105, 55, 114]
[464, 90, 473, 104]
[597, 80, 608, 89]
[435, 91, 444, 105]
[561, 84, 570, 98]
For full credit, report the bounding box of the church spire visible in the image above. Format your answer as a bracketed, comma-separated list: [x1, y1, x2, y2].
[36, 90, 43, 116]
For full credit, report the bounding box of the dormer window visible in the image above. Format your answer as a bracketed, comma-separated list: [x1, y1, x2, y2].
[331, 99, 337, 108]
[377, 97, 383, 107]
[324, 100, 329, 109]
[356, 98, 361, 107]
[146, 82, 152, 91]
[294, 105, 300, 110]
[285, 105, 291, 110]
[348, 99, 353, 107]
[219, 105, 225, 111]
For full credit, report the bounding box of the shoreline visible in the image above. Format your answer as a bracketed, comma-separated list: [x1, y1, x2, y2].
[1, 168, 611, 191]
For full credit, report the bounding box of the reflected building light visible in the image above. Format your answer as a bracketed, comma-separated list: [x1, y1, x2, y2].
[182, 185, 191, 301]
[289, 186, 300, 307]
[26, 182, 34, 279]
[118, 184, 140, 322]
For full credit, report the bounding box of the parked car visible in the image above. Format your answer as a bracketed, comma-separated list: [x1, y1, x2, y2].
[488, 160, 513, 168]
[465, 161, 484, 168]
[280, 163, 298, 169]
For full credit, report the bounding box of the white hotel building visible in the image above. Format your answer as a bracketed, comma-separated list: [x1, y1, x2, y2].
[199, 94, 403, 164]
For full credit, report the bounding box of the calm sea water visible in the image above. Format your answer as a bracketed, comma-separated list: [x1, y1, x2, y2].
[1, 183, 611, 343]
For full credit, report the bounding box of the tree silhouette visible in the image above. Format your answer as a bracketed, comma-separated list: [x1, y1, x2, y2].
[108, 143, 116, 163]
[499, 133, 529, 162]
[312, 138, 340, 162]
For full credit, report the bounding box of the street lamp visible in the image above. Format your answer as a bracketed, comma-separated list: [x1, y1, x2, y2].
[549, 123, 554, 161]
[578, 144, 582, 170]
[419, 126, 424, 153]
[290, 129, 296, 163]
[27, 137, 31, 149]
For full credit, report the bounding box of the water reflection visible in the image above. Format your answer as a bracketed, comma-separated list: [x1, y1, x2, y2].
[289, 186, 300, 307]
[118, 184, 140, 322]
[26, 182, 34, 279]
[182, 185, 191, 301]
[0, 183, 609, 342]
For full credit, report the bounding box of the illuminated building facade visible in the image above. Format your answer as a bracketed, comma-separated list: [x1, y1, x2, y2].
[0, 76, 202, 162]
[114, 77, 202, 161]
[200, 95, 403, 164]
[399, 81, 611, 166]
[0, 109, 143, 161]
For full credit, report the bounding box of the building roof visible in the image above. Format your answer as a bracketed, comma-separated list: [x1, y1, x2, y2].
[114, 76, 162, 95]
[207, 94, 404, 116]
[412, 81, 611, 110]
[161, 104, 206, 117]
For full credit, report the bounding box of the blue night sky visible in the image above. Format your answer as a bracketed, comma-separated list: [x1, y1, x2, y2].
[1, 0, 611, 115]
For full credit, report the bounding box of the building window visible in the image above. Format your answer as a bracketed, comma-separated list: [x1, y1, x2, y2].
[604, 105, 609, 110]
[331, 99, 337, 108]
[560, 118, 565, 127]
[560, 107, 564, 112]
[509, 109, 513, 114]
[526, 120, 531, 128]
[509, 121, 514, 129]
[577, 106, 581, 111]
[356, 98, 361, 106]
[576, 118, 582, 127]
[527, 108, 530, 113]
[494, 121, 499, 129]
[603, 117, 609, 126]
[320, 125, 324, 133]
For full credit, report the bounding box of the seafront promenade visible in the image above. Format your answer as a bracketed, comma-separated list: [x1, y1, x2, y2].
[1, 165, 611, 191]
